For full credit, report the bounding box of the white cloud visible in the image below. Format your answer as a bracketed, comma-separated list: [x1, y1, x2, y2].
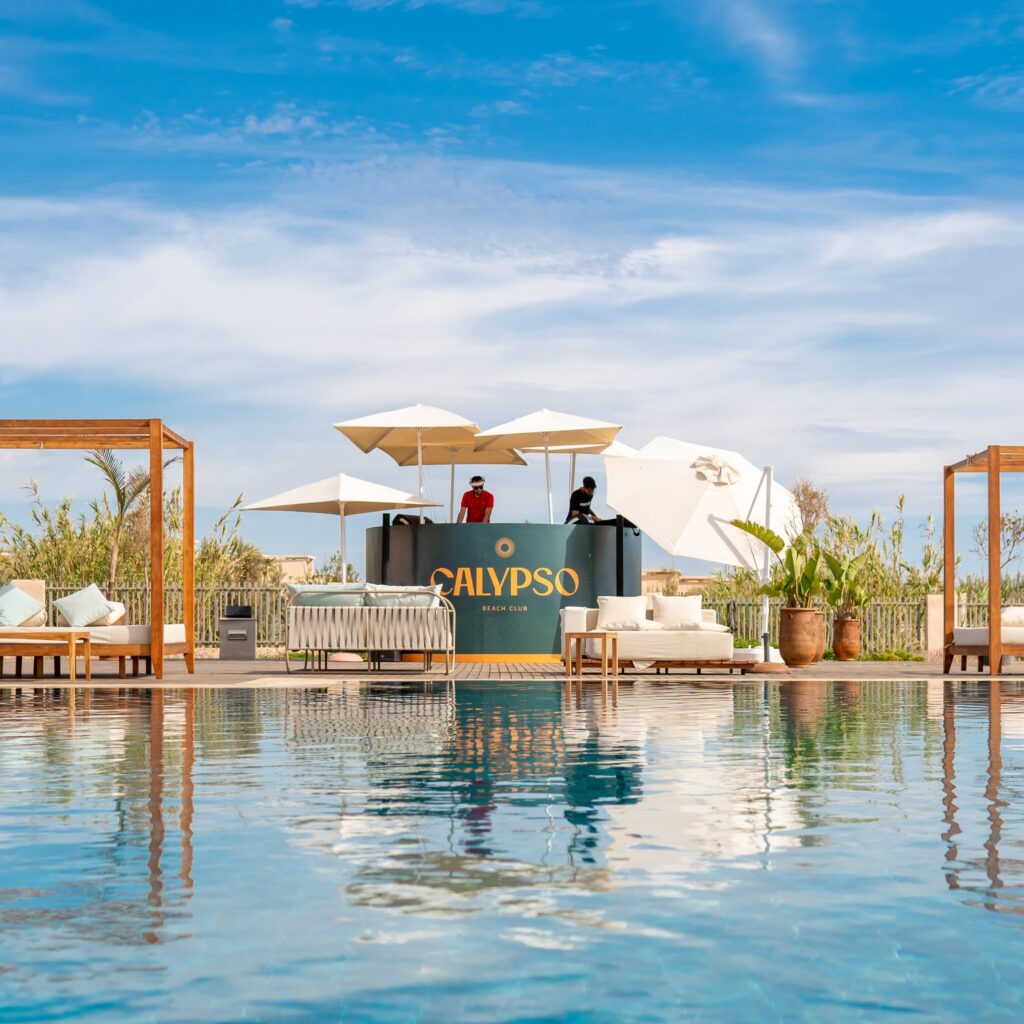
[708, 0, 800, 82]
[1, 160, 1023, 530]
[950, 69, 1024, 109]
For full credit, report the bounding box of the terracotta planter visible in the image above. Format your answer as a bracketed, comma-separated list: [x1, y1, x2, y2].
[779, 607, 822, 667]
[832, 617, 861, 661]
[811, 611, 826, 663]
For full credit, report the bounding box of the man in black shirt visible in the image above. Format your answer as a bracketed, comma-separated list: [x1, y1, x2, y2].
[566, 475, 603, 524]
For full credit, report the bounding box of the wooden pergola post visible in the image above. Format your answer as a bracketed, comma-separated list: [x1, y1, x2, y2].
[988, 445, 1001, 677]
[183, 441, 196, 673]
[943, 466, 955, 673]
[0, 418, 195, 681]
[149, 419, 165, 680]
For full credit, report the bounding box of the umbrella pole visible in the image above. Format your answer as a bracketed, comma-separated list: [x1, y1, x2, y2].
[417, 427, 425, 524]
[449, 454, 455, 523]
[570, 452, 576, 494]
[338, 502, 347, 584]
[544, 436, 553, 525]
[761, 466, 773, 663]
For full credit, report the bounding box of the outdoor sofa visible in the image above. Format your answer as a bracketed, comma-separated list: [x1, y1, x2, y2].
[0, 580, 187, 679]
[286, 584, 456, 673]
[561, 594, 754, 675]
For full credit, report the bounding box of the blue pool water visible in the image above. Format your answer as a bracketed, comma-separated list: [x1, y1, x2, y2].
[1, 679, 1023, 1022]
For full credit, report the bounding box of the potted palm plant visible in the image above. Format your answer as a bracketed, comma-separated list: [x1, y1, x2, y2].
[730, 521, 825, 667]
[823, 552, 869, 660]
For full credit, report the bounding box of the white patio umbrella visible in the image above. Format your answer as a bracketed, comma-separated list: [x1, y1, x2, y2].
[243, 474, 440, 583]
[605, 436, 801, 658]
[521, 439, 636, 495]
[383, 444, 527, 522]
[333, 405, 480, 519]
[475, 410, 621, 523]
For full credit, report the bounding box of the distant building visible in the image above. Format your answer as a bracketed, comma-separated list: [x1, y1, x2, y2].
[270, 555, 316, 582]
[641, 569, 714, 596]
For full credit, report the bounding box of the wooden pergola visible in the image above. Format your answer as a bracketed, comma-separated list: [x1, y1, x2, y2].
[944, 444, 1024, 676]
[0, 419, 195, 679]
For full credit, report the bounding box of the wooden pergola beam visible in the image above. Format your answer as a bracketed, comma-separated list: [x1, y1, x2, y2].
[0, 417, 195, 681]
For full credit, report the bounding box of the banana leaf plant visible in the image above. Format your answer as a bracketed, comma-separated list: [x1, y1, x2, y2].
[823, 551, 869, 620]
[730, 520, 825, 608]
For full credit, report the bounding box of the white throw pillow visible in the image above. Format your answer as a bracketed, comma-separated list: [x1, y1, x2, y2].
[57, 600, 125, 627]
[1003, 606, 1024, 627]
[52, 585, 117, 628]
[652, 594, 703, 628]
[0, 583, 45, 627]
[602, 620, 665, 632]
[596, 595, 647, 631]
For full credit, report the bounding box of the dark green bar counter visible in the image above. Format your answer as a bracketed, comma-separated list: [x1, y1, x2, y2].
[366, 522, 641, 659]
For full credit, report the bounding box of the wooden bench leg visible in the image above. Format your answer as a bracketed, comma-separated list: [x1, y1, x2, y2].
[132, 656, 140, 678]
[943, 652, 953, 673]
[961, 656, 967, 671]
[119, 656, 126, 680]
[144, 657, 152, 676]
[34, 657, 44, 679]
[15, 656, 22, 678]
[53, 656, 61, 679]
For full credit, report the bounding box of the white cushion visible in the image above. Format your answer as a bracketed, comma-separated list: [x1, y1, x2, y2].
[52, 585, 117, 628]
[364, 583, 441, 608]
[601, 620, 665, 632]
[1003, 606, 1024, 627]
[0, 583, 46, 627]
[596, 595, 647, 630]
[19, 608, 48, 628]
[652, 594, 702, 628]
[661, 621, 731, 633]
[58, 600, 125, 627]
[87, 623, 186, 645]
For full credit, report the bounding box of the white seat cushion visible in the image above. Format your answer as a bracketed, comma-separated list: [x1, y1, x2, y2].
[87, 623, 187, 645]
[954, 626, 1024, 646]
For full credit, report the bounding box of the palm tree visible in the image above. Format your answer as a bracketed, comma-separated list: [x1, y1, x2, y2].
[86, 449, 178, 595]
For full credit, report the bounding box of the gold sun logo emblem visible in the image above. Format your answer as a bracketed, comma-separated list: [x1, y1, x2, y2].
[495, 537, 516, 559]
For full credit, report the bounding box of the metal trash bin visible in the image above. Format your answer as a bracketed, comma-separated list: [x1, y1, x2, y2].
[219, 605, 256, 661]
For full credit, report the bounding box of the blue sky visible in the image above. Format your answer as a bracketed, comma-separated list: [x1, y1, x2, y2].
[2, 0, 1024, 573]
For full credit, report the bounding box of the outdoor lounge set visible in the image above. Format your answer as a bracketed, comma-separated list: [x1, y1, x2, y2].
[0, 580, 186, 680]
[561, 594, 757, 676]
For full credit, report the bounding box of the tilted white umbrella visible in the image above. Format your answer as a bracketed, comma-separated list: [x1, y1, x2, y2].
[475, 410, 621, 523]
[244, 474, 440, 582]
[605, 437, 801, 654]
[333, 405, 480, 516]
[383, 444, 527, 522]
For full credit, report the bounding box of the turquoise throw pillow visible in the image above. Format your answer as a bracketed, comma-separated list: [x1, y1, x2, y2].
[0, 583, 45, 627]
[52, 584, 117, 628]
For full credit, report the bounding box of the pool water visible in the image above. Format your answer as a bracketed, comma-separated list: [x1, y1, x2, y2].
[1, 680, 1022, 1022]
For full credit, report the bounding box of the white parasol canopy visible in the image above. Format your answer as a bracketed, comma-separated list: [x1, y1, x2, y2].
[243, 473, 440, 583]
[382, 444, 527, 522]
[605, 437, 802, 656]
[333, 405, 480, 516]
[475, 410, 621, 523]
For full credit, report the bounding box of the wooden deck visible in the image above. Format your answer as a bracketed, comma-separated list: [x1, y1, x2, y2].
[3, 654, 1022, 688]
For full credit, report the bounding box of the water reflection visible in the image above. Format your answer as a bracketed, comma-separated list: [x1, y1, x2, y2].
[1, 679, 1023, 955]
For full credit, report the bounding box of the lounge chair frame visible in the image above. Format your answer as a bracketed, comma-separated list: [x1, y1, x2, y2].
[944, 445, 1024, 676]
[0, 419, 195, 679]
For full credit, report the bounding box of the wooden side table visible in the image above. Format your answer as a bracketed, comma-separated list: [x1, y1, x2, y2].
[564, 631, 619, 680]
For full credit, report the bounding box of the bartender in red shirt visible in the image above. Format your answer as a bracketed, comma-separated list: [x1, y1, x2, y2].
[457, 475, 494, 523]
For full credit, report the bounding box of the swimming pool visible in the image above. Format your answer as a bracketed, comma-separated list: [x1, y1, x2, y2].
[0, 680, 1021, 1022]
